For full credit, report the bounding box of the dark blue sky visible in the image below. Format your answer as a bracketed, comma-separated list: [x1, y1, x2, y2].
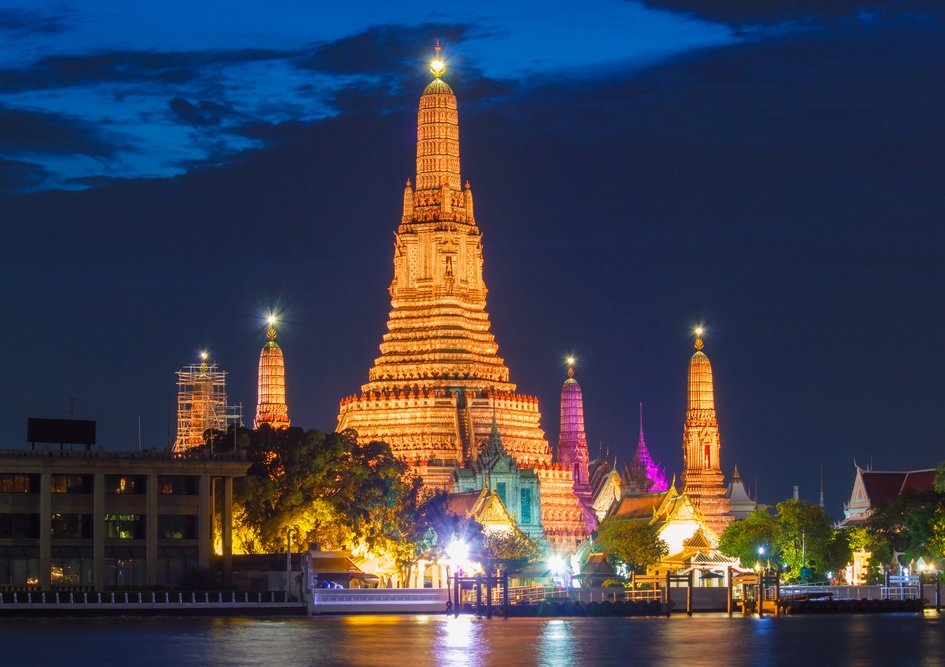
[0, 1, 942, 519]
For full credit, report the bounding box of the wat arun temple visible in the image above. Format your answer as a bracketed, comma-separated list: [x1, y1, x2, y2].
[335, 51, 589, 550]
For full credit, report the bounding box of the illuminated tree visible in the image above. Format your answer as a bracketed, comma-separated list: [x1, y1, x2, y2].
[594, 518, 668, 573]
[718, 507, 779, 567]
[775, 499, 849, 580]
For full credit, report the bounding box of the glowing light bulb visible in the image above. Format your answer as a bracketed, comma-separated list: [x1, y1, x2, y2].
[267, 315, 276, 325]
[430, 59, 445, 78]
[695, 327, 704, 336]
[200, 351, 208, 360]
[567, 357, 575, 365]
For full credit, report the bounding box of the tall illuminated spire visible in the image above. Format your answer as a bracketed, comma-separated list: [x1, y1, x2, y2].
[634, 403, 668, 492]
[559, 357, 589, 487]
[681, 328, 730, 533]
[255, 317, 290, 430]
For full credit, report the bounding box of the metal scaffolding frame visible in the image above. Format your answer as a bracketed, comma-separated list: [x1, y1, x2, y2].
[173, 361, 242, 452]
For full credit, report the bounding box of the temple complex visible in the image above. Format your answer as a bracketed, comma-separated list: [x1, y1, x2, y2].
[335, 47, 587, 552]
[255, 318, 291, 430]
[681, 330, 732, 534]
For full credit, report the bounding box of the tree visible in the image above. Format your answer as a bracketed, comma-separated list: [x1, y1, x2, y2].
[868, 489, 945, 564]
[718, 507, 779, 567]
[233, 427, 420, 559]
[929, 506, 945, 562]
[935, 460, 945, 494]
[594, 518, 668, 573]
[775, 499, 847, 579]
[482, 529, 542, 570]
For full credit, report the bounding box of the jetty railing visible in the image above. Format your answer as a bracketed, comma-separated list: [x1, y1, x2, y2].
[772, 584, 920, 601]
[0, 590, 301, 607]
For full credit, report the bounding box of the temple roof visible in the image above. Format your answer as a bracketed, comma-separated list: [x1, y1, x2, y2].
[860, 469, 936, 507]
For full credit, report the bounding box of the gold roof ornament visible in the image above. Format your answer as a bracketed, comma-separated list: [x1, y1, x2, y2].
[694, 326, 704, 351]
[430, 40, 445, 79]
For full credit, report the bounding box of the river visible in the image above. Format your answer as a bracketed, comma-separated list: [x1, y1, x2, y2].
[2, 613, 942, 666]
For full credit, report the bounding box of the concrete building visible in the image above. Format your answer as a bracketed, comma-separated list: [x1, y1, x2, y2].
[0, 447, 248, 590]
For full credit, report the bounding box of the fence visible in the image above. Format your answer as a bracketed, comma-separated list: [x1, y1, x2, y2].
[0, 590, 300, 607]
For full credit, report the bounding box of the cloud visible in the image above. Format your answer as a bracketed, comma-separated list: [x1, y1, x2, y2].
[295, 22, 493, 76]
[0, 7, 70, 37]
[167, 97, 240, 127]
[0, 48, 294, 95]
[0, 157, 49, 191]
[635, 0, 943, 26]
[0, 105, 127, 157]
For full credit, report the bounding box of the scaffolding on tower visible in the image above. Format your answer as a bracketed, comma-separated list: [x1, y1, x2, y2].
[173, 359, 243, 452]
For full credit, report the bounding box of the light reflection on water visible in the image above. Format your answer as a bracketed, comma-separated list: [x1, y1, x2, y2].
[0, 613, 942, 667]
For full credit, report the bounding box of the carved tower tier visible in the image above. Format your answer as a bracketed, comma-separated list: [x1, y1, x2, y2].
[681, 332, 731, 534]
[255, 321, 290, 430]
[337, 52, 552, 490]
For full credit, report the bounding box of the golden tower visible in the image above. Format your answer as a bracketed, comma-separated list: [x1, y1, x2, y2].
[255, 319, 290, 430]
[336, 46, 551, 486]
[681, 330, 731, 534]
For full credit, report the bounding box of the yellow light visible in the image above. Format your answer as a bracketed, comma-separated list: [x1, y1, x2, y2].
[267, 315, 276, 325]
[430, 59, 445, 78]
[200, 351, 208, 360]
[695, 327, 704, 336]
[567, 357, 575, 365]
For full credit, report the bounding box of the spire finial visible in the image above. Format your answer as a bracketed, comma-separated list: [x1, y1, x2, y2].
[639, 402, 643, 435]
[566, 356, 575, 378]
[430, 40, 445, 79]
[694, 327, 704, 351]
[267, 315, 277, 340]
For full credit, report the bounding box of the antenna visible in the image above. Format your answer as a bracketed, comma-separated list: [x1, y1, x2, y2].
[138, 417, 142, 451]
[819, 463, 824, 508]
[69, 397, 75, 420]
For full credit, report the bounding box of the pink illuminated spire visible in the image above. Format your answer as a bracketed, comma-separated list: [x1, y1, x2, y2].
[559, 358, 590, 487]
[635, 403, 668, 492]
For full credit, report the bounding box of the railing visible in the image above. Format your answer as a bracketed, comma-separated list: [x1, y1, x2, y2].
[773, 584, 921, 601]
[0, 590, 298, 605]
[489, 585, 662, 606]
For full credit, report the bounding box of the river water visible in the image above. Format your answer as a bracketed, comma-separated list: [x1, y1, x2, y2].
[2, 613, 942, 666]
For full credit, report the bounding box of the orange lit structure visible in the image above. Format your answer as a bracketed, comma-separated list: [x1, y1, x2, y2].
[174, 357, 241, 452]
[255, 323, 290, 430]
[336, 49, 586, 550]
[681, 332, 732, 534]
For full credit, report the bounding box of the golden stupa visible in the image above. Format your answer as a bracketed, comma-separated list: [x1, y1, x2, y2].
[255, 319, 290, 430]
[336, 45, 552, 488]
[681, 330, 731, 534]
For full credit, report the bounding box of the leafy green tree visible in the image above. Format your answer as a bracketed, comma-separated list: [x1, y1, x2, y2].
[868, 489, 945, 563]
[775, 499, 845, 580]
[843, 525, 892, 583]
[482, 529, 542, 569]
[718, 507, 780, 567]
[595, 518, 668, 573]
[234, 427, 419, 557]
[929, 506, 945, 562]
[935, 460, 945, 494]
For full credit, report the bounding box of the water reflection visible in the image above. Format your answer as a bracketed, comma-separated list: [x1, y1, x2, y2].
[538, 619, 576, 667]
[0, 613, 941, 667]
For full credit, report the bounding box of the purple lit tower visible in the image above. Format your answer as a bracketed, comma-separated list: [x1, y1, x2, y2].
[559, 360, 597, 530]
[635, 403, 668, 493]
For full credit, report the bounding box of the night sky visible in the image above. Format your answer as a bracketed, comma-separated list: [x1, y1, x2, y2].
[1, 1, 942, 520]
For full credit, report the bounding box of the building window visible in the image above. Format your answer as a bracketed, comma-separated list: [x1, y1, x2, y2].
[51, 475, 93, 494]
[104, 547, 146, 588]
[105, 514, 145, 540]
[495, 481, 507, 507]
[158, 476, 199, 495]
[156, 546, 199, 586]
[50, 514, 94, 539]
[0, 547, 40, 585]
[0, 474, 39, 493]
[520, 488, 532, 524]
[0, 514, 40, 539]
[105, 475, 147, 495]
[50, 547, 93, 586]
[158, 515, 197, 540]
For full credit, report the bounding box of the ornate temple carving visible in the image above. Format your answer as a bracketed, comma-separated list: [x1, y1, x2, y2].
[681, 332, 732, 534]
[255, 322, 290, 430]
